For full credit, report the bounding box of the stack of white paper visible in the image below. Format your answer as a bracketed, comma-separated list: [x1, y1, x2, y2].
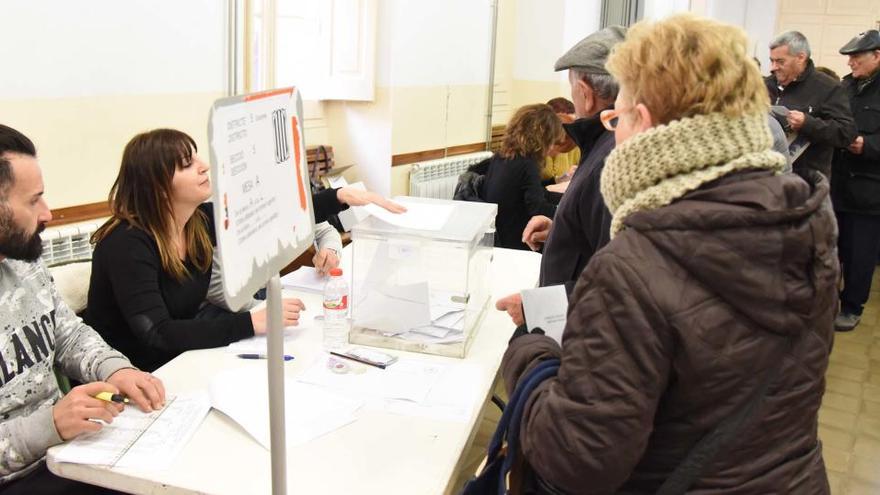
[297, 355, 482, 422]
[296, 357, 443, 403]
[362, 200, 454, 231]
[356, 284, 469, 343]
[210, 366, 362, 449]
[280, 266, 327, 292]
[225, 314, 315, 354]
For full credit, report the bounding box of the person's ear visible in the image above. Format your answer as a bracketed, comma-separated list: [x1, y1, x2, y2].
[633, 103, 654, 132]
[577, 80, 595, 114]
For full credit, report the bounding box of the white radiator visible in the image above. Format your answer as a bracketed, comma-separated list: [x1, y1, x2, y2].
[41, 222, 100, 265]
[408, 151, 492, 199]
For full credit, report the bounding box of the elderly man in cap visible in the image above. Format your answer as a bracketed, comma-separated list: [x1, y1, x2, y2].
[495, 26, 625, 325]
[831, 30, 880, 331]
[766, 31, 856, 177]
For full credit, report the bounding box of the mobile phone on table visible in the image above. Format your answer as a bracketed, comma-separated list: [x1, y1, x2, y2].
[342, 347, 398, 367]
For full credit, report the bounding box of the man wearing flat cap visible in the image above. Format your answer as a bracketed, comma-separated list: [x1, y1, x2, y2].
[496, 26, 625, 326]
[831, 30, 880, 331]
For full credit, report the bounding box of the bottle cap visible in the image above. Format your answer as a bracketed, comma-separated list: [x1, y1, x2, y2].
[329, 268, 343, 277]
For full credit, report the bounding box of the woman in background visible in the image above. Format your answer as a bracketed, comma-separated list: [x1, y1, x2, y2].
[483, 103, 562, 250]
[542, 97, 581, 188]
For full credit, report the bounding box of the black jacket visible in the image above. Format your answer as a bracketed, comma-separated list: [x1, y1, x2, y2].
[832, 71, 880, 214]
[539, 115, 615, 291]
[84, 203, 253, 372]
[483, 155, 557, 250]
[765, 60, 857, 177]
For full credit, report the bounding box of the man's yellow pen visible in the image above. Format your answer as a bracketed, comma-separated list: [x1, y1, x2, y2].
[95, 392, 130, 404]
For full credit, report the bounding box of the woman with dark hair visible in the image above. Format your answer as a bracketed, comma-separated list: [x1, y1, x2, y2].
[83, 129, 308, 371]
[483, 104, 563, 250]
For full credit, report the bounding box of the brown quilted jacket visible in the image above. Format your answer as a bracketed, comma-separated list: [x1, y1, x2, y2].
[502, 169, 837, 494]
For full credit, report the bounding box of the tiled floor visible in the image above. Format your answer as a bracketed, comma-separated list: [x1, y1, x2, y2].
[821, 271, 880, 494]
[451, 272, 880, 494]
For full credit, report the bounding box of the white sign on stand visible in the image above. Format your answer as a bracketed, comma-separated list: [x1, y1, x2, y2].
[209, 87, 315, 310]
[208, 87, 315, 495]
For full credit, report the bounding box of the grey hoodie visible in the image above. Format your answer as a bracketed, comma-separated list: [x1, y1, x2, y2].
[0, 258, 131, 484]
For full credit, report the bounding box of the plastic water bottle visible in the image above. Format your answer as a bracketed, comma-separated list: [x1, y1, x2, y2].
[322, 267, 350, 350]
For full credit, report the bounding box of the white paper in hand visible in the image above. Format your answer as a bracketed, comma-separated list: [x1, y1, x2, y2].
[521, 285, 568, 345]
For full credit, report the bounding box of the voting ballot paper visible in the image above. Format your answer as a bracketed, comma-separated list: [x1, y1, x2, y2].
[521, 285, 568, 345]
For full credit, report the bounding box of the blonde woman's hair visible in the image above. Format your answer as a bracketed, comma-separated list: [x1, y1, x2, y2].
[605, 14, 769, 126]
[499, 104, 565, 162]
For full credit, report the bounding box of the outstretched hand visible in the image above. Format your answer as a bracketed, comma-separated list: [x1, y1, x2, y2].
[336, 187, 407, 214]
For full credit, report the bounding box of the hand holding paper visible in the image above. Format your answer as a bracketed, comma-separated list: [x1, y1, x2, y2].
[521, 285, 568, 345]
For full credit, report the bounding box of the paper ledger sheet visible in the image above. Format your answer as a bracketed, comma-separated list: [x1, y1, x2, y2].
[53, 392, 211, 470]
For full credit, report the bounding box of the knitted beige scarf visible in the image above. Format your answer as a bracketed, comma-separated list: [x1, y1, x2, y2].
[601, 112, 786, 237]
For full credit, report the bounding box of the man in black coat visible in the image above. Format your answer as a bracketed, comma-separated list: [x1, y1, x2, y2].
[831, 30, 880, 331]
[495, 26, 624, 324]
[766, 31, 856, 177]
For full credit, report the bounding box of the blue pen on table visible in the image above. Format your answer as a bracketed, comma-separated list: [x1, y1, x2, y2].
[237, 353, 295, 361]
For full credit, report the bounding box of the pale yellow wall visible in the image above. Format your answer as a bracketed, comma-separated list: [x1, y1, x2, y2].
[390, 164, 412, 197]
[511, 79, 571, 114]
[390, 84, 489, 155]
[389, 86, 449, 155]
[0, 92, 222, 209]
[323, 86, 393, 195]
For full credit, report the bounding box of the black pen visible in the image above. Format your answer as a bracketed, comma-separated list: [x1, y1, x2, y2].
[329, 351, 386, 370]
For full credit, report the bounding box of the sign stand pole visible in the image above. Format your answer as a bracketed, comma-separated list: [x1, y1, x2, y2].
[266, 275, 287, 495]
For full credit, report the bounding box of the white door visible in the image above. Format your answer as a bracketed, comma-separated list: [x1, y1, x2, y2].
[776, 0, 878, 78]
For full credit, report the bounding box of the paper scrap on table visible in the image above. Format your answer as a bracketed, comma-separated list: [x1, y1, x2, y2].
[521, 284, 568, 345]
[280, 266, 327, 292]
[226, 314, 314, 354]
[380, 362, 483, 423]
[210, 366, 362, 449]
[362, 200, 453, 231]
[354, 282, 432, 335]
[296, 354, 444, 403]
[53, 392, 211, 470]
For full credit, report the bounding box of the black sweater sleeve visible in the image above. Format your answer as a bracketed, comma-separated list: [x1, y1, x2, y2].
[101, 228, 254, 353]
[312, 188, 350, 223]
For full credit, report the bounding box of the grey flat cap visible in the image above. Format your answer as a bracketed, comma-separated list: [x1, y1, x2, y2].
[554, 25, 627, 73]
[840, 30, 880, 54]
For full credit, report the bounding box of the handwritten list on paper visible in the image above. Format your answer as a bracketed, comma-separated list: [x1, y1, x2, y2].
[52, 392, 211, 471]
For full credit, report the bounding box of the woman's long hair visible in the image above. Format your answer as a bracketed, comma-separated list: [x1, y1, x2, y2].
[91, 129, 213, 281]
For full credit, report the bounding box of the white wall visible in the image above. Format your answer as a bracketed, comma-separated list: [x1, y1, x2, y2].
[387, 0, 493, 87]
[0, 0, 227, 208]
[705, 0, 779, 73]
[1, 0, 226, 98]
[513, 0, 602, 83]
[641, 0, 779, 74]
[643, 0, 691, 20]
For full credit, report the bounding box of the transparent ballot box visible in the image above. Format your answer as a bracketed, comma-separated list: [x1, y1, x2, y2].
[349, 197, 497, 358]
